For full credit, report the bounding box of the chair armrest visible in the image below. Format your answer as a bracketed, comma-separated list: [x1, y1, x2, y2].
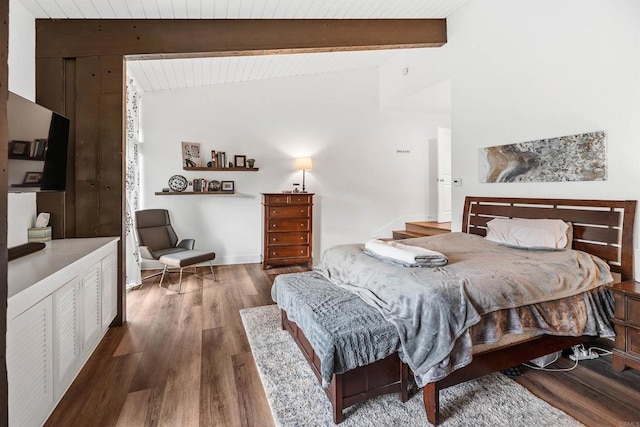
[177, 239, 195, 250]
[139, 246, 157, 260]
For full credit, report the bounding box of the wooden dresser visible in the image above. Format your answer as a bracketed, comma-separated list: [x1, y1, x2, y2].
[609, 280, 640, 372]
[262, 193, 313, 269]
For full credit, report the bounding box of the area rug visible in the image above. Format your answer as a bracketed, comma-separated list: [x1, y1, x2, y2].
[240, 304, 583, 427]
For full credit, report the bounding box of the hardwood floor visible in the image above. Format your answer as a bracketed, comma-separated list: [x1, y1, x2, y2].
[46, 264, 640, 426]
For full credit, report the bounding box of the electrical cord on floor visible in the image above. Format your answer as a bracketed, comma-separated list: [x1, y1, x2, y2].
[587, 346, 613, 356]
[522, 353, 580, 372]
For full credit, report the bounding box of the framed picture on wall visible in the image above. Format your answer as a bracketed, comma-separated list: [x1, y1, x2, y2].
[181, 141, 203, 168]
[221, 181, 235, 192]
[234, 155, 246, 168]
[9, 140, 30, 158]
[23, 171, 43, 185]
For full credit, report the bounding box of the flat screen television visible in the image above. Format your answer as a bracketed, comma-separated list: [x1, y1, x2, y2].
[7, 91, 70, 192]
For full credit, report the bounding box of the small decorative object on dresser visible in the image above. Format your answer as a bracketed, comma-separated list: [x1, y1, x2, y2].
[234, 155, 246, 168]
[262, 193, 313, 269]
[609, 280, 640, 372]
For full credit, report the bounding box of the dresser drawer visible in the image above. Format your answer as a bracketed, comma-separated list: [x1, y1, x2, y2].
[629, 297, 640, 326]
[267, 232, 309, 245]
[290, 195, 312, 204]
[267, 205, 310, 219]
[629, 327, 640, 356]
[268, 246, 309, 259]
[268, 219, 309, 232]
[264, 195, 290, 205]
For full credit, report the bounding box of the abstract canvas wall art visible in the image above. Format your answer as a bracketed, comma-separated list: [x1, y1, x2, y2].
[479, 131, 607, 183]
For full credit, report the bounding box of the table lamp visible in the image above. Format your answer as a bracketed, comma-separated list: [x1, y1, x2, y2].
[295, 157, 313, 193]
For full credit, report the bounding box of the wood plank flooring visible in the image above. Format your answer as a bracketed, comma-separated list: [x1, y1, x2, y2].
[46, 264, 640, 426]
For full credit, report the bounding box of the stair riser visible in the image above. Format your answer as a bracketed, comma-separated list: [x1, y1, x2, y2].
[405, 224, 450, 235]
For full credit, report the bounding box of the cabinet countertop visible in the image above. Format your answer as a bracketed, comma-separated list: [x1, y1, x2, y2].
[8, 237, 119, 318]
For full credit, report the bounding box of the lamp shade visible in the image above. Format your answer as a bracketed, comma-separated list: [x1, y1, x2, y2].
[295, 157, 313, 171]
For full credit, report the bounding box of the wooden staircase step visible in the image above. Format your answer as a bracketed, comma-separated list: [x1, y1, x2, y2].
[392, 221, 451, 240]
[392, 230, 429, 240]
[406, 221, 451, 235]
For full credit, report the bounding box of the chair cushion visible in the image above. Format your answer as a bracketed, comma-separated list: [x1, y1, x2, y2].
[154, 247, 190, 258]
[159, 250, 216, 268]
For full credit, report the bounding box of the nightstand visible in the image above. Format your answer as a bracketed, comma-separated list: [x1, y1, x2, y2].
[608, 280, 640, 371]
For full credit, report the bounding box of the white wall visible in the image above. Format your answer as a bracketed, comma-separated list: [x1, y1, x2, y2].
[139, 67, 449, 264]
[380, 0, 640, 276]
[8, 0, 35, 100]
[7, 0, 37, 248]
[448, 0, 640, 232]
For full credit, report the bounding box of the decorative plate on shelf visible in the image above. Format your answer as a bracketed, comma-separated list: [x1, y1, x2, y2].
[168, 175, 188, 192]
[208, 180, 221, 191]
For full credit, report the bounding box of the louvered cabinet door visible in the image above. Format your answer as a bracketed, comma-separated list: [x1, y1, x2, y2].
[82, 262, 102, 352]
[53, 277, 82, 397]
[7, 296, 54, 427]
[101, 252, 117, 327]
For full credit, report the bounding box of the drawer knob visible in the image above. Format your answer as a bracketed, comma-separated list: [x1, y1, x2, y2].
[272, 252, 276, 255]
[273, 224, 277, 228]
[300, 237, 304, 240]
[301, 210, 304, 213]
[273, 210, 278, 214]
[301, 224, 304, 227]
[273, 238, 277, 241]
[300, 250, 304, 254]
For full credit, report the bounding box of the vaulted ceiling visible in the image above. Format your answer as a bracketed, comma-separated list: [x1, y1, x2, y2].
[22, 0, 469, 92]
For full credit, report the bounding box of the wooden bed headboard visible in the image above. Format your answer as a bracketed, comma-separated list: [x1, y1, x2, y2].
[461, 197, 637, 281]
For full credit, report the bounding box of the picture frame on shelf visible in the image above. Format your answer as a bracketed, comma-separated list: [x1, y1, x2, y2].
[221, 181, 235, 192]
[9, 140, 30, 158]
[23, 171, 42, 185]
[182, 141, 203, 168]
[234, 155, 246, 168]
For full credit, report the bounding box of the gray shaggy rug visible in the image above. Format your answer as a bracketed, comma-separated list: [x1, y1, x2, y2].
[240, 304, 583, 427]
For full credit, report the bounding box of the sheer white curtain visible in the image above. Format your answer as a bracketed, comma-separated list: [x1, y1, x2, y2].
[125, 77, 142, 288]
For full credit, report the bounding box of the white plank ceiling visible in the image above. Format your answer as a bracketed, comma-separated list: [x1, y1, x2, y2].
[20, 0, 469, 92]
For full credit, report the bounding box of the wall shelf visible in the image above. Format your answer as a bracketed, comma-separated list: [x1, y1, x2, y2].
[154, 191, 236, 195]
[183, 166, 259, 172]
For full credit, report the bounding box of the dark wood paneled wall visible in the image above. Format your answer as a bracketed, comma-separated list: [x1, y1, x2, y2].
[0, 0, 9, 423]
[35, 18, 447, 327]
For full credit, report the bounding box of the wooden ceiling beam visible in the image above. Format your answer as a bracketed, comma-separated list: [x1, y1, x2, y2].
[36, 19, 446, 59]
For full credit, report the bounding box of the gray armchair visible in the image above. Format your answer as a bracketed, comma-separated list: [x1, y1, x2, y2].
[135, 209, 216, 292]
[135, 209, 195, 260]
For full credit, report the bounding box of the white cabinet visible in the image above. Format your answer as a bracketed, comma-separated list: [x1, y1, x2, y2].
[52, 277, 82, 397]
[82, 262, 102, 349]
[7, 237, 119, 427]
[101, 252, 117, 328]
[7, 297, 54, 427]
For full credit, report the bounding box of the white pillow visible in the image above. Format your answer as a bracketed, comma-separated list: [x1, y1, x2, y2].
[485, 218, 571, 249]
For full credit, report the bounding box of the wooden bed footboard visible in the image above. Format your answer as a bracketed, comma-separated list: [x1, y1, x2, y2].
[281, 309, 409, 424]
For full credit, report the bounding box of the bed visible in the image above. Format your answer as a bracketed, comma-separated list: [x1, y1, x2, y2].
[271, 196, 636, 425]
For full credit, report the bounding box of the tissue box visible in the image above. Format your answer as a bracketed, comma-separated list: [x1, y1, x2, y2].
[28, 226, 52, 242]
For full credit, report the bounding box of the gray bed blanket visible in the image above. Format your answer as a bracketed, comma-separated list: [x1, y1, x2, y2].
[271, 271, 400, 387]
[315, 232, 613, 387]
